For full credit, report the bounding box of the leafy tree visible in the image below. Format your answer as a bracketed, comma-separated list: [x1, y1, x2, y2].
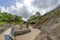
[0, 11, 24, 25]
[35, 12, 41, 16]
[13, 15, 22, 24]
[27, 12, 41, 24]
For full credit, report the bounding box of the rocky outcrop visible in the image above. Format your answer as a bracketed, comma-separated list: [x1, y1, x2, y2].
[34, 4, 60, 40]
[14, 29, 31, 36]
[14, 25, 31, 36]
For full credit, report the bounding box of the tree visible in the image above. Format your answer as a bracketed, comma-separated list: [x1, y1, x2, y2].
[35, 12, 41, 16]
[0, 11, 24, 25]
[27, 12, 41, 24]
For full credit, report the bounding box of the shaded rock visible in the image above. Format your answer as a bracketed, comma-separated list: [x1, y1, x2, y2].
[14, 29, 31, 36]
[35, 33, 57, 40]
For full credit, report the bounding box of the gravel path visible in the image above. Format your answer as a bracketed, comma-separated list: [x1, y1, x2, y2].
[16, 26, 41, 40]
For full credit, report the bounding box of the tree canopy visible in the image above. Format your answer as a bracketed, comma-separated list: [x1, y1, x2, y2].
[27, 12, 41, 24]
[0, 12, 24, 25]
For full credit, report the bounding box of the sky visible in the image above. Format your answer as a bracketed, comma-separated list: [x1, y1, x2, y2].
[0, 0, 60, 21]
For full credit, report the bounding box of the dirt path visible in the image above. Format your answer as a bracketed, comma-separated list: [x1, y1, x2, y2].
[0, 30, 7, 40]
[16, 26, 41, 40]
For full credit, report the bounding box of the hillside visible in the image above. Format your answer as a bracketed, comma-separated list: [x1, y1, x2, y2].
[34, 5, 60, 29]
[34, 5, 60, 40]
[27, 12, 41, 25]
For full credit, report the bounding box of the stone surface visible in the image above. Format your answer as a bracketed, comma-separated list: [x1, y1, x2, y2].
[34, 5, 60, 40]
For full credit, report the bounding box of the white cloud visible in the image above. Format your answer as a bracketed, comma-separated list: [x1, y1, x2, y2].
[16, 0, 24, 3]
[19, 6, 32, 19]
[16, 2, 24, 10]
[33, 0, 59, 9]
[9, 5, 16, 10]
[6, 2, 33, 20]
[1, 7, 6, 12]
[59, 0, 60, 4]
[24, 0, 34, 6]
[23, 0, 35, 13]
[7, 5, 16, 14]
[0, 6, 8, 12]
[32, 0, 59, 15]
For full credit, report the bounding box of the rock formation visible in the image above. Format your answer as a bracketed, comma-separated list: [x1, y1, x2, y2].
[34, 4, 60, 40]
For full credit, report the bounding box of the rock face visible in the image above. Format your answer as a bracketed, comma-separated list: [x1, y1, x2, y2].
[35, 33, 57, 40]
[34, 5, 60, 40]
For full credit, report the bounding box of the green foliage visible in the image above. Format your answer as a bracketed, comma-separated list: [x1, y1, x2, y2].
[0, 12, 24, 25]
[12, 15, 24, 25]
[27, 12, 41, 24]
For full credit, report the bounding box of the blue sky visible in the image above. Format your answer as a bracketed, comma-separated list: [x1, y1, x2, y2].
[0, 0, 60, 21]
[0, 0, 16, 8]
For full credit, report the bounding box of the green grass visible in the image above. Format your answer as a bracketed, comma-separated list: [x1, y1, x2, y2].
[0, 22, 7, 26]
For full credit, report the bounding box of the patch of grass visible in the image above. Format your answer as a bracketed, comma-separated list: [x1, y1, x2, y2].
[0, 22, 7, 26]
